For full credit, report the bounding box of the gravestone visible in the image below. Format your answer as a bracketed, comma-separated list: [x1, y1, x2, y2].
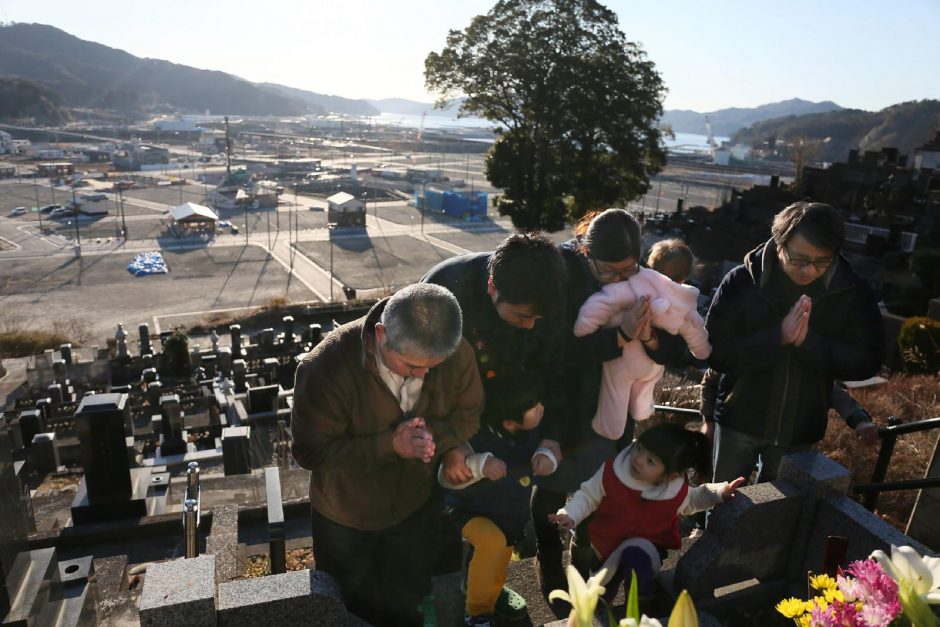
[0, 415, 33, 619]
[305, 324, 322, 347]
[59, 343, 73, 365]
[261, 359, 278, 387]
[35, 398, 52, 425]
[248, 384, 279, 415]
[139, 324, 152, 356]
[17, 409, 43, 448]
[222, 427, 251, 476]
[282, 316, 295, 347]
[29, 433, 59, 474]
[70, 393, 148, 524]
[52, 360, 66, 384]
[147, 380, 163, 409]
[216, 570, 346, 626]
[230, 325, 242, 358]
[261, 328, 275, 351]
[232, 360, 247, 394]
[47, 383, 64, 404]
[159, 394, 186, 457]
[217, 347, 232, 377]
[201, 355, 218, 380]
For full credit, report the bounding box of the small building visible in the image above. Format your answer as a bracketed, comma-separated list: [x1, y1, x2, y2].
[326, 191, 365, 227]
[169, 202, 218, 237]
[37, 162, 74, 177]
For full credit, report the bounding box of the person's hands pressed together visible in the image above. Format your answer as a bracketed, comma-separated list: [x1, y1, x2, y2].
[392, 417, 436, 463]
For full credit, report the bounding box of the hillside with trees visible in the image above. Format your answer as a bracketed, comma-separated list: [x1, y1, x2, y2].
[662, 98, 844, 137]
[730, 100, 940, 162]
[0, 23, 375, 117]
[0, 77, 71, 125]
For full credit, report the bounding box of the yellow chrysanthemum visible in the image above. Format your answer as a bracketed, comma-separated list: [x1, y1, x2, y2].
[810, 573, 837, 591]
[775, 598, 806, 618]
[810, 596, 829, 611]
[822, 588, 844, 604]
[797, 615, 812, 627]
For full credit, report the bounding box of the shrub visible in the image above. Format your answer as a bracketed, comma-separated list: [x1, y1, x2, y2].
[160, 327, 190, 378]
[898, 316, 940, 374]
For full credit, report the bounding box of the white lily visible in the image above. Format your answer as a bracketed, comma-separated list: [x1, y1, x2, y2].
[871, 545, 940, 626]
[548, 565, 608, 627]
[667, 590, 699, 627]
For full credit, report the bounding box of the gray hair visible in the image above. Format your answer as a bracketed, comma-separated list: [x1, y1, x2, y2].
[380, 283, 463, 359]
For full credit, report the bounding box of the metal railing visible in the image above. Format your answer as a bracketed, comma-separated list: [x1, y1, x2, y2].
[852, 416, 940, 511]
[183, 461, 201, 558]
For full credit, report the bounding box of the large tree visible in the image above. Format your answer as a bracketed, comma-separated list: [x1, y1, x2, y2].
[425, 0, 667, 231]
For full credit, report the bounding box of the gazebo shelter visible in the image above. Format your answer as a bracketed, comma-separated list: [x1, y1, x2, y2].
[169, 202, 219, 236]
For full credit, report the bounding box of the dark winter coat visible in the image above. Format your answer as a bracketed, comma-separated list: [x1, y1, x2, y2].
[706, 240, 884, 446]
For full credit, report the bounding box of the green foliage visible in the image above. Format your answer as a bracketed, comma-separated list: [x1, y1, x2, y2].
[160, 327, 190, 378]
[425, 0, 666, 231]
[898, 317, 940, 374]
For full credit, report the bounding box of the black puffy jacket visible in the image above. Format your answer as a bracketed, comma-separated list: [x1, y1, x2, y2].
[706, 240, 884, 446]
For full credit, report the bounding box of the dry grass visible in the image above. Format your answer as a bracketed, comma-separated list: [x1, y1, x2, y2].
[242, 548, 315, 579]
[0, 310, 93, 358]
[653, 371, 940, 532]
[818, 373, 940, 529]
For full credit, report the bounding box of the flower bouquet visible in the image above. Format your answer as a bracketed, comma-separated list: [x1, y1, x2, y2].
[775, 545, 939, 626]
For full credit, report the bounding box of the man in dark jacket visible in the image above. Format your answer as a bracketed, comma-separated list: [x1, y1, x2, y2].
[706, 201, 884, 483]
[292, 283, 484, 627]
[422, 233, 568, 465]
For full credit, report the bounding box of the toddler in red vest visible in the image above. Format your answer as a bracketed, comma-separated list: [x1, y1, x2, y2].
[549, 423, 744, 598]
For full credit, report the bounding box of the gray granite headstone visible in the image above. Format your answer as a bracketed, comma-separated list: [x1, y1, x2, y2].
[216, 569, 345, 626]
[674, 481, 804, 599]
[261, 328, 275, 350]
[305, 324, 322, 347]
[138, 555, 216, 627]
[52, 360, 66, 384]
[207, 505, 239, 584]
[59, 343, 73, 365]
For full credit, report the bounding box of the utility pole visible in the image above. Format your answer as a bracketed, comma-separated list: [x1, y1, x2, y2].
[71, 187, 81, 250]
[33, 178, 43, 233]
[224, 116, 232, 177]
[119, 188, 128, 243]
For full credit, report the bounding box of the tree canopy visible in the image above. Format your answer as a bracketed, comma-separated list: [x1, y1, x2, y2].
[425, 0, 667, 231]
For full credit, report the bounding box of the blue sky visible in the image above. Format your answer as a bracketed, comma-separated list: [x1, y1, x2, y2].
[1, 0, 937, 112]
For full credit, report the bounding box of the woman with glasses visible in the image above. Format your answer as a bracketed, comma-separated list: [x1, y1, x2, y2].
[530, 208, 692, 617]
[704, 201, 884, 487]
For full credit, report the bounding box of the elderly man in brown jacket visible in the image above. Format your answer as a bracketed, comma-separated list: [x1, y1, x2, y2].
[292, 282, 484, 627]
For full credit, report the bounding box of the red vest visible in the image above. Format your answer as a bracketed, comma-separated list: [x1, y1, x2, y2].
[587, 459, 688, 561]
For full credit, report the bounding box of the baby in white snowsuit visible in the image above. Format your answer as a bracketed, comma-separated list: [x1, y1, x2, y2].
[574, 267, 711, 439]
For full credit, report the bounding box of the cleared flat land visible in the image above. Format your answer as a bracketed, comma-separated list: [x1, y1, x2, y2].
[0, 245, 314, 339]
[294, 234, 456, 291]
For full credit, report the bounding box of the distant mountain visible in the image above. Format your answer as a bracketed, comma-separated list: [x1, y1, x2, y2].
[730, 99, 940, 162]
[0, 23, 374, 117]
[259, 83, 378, 116]
[0, 77, 71, 125]
[662, 98, 845, 137]
[367, 97, 464, 117]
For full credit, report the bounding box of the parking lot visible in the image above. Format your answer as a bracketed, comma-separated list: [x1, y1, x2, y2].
[0, 245, 314, 340]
